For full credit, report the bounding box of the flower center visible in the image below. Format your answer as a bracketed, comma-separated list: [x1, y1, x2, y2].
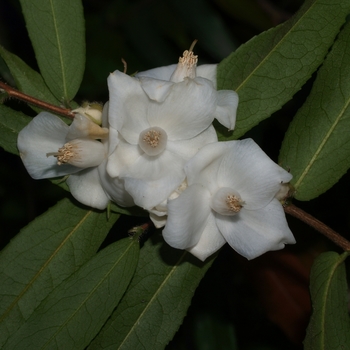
[170, 40, 198, 82]
[139, 126, 167, 156]
[179, 41, 198, 70]
[46, 139, 105, 168]
[226, 194, 243, 213]
[211, 187, 244, 216]
[47, 143, 76, 165]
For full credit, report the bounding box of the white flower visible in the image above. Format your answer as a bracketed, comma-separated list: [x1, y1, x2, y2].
[162, 139, 296, 261]
[135, 48, 238, 130]
[106, 45, 238, 211]
[18, 112, 106, 179]
[17, 110, 132, 210]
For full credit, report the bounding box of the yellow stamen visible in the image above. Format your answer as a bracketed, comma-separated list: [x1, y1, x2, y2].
[226, 195, 243, 213]
[143, 129, 161, 148]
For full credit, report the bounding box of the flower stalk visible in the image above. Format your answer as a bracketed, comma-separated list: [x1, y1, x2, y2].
[0, 81, 74, 119]
[284, 203, 350, 251]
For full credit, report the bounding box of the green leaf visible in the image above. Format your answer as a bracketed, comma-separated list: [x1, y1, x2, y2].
[109, 202, 149, 217]
[0, 46, 59, 107]
[304, 251, 350, 350]
[217, 0, 350, 140]
[88, 234, 214, 350]
[279, 21, 350, 201]
[3, 237, 139, 350]
[19, 0, 85, 104]
[0, 104, 31, 155]
[0, 198, 119, 348]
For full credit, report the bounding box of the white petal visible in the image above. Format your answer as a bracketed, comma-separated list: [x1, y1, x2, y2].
[167, 125, 218, 161]
[98, 160, 134, 207]
[107, 125, 120, 157]
[196, 64, 218, 87]
[163, 183, 212, 249]
[67, 167, 110, 210]
[213, 90, 239, 130]
[184, 142, 227, 192]
[17, 112, 81, 179]
[216, 198, 295, 260]
[51, 139, 105, 168]
[101, 101, 109, 128]
[120, 150, 186, 209]
[149, 211, 167, 228]
[217, 139, 293, 210]
[187, 213, 226, 261]
[107, 71, 149, 132]
[136, 64, 177, 80]
[139, 77, 174, 102]
[147, 77, 216, 140]
[106, 138, 142, 178]
[137, 64, 217, 85]
[66, 114, 108, 140]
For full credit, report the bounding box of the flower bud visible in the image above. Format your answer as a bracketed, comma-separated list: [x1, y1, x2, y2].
[72, 102, 103, 125]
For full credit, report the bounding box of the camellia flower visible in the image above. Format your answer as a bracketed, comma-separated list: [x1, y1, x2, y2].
[106, 43, 239, 211]
[162, 139, 296, 261]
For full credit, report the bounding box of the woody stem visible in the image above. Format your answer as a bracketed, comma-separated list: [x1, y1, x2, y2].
[0, 81, 74, 119]
[284, 203, 350, 251]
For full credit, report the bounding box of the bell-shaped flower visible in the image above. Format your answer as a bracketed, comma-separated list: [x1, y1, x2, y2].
[162, 139, 296, 261]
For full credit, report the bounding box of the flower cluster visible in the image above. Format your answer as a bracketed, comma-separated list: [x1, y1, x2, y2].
[17, 43, 295, 261]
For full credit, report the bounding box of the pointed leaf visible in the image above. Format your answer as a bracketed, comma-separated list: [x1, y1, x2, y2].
[0, 104, 31, 155]
[88, 235, 214, 350]
[0, 198, 119, 347]
[3, 237, 139, 350]
[217, 0, 350, 140]
[18, 0, 85, 103]
[0, 46, 59, 107]
[279, 21, 350, 201]
[304, 251, 350, 350]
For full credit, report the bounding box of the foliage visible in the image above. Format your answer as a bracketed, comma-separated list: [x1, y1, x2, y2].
[1, 0, 350, 348]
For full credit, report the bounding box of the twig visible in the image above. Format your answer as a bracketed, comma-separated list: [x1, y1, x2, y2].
[284, 203, 350, 251]
[0, 81, 74, 119]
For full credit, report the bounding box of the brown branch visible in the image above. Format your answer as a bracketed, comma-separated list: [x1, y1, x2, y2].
[0, 81, 74, 119]
[284, 203, 350, 251]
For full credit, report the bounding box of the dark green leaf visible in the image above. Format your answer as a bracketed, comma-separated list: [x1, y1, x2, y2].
[217, 0, 350, 140]
[88, 235, 214, 350]
[3, 237, 139, 350]
[279, 21, 350, 201]
[304, 251, 350, 350]
[0, 104, 31, 155]
[0, 46, 59, 107]
[0, 198, 119, 347]
[19, 0, 85, 104]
